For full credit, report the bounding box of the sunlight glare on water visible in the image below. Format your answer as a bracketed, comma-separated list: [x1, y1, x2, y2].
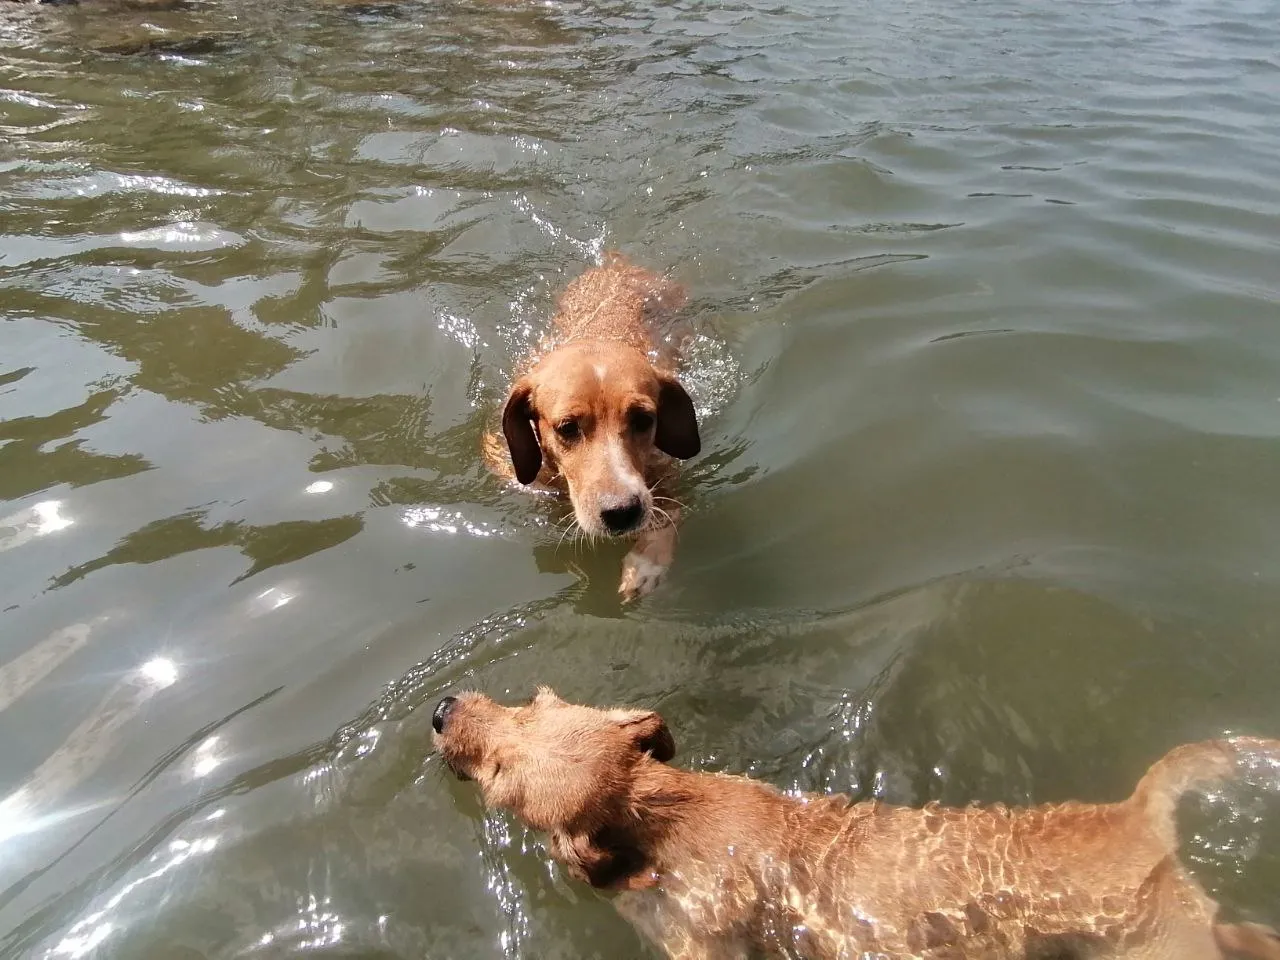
[2, 0, 1280, 956]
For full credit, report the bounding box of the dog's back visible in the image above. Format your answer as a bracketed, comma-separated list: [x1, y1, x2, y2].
[550, 252, 685, 352]
[727, 737, 1280, 959]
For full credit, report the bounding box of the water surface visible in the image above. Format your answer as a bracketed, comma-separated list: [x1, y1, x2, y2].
[3, 0, 1280, 956]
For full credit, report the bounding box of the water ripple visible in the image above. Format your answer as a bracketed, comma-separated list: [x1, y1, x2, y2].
[3, 0, 1280, 955]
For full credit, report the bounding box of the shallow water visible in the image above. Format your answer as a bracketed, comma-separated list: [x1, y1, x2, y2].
[2, 0, 1280, 956]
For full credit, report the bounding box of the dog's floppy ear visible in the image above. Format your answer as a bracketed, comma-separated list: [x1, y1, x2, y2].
[555, 828, 656, 891]
[613, 709, 676, 762]
[501, 379, 542, 485]
[655, 374, 700, 460]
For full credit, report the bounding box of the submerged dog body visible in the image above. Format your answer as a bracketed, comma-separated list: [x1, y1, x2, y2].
[484, 254, 700, 601]
[433, 689, 1280, 960]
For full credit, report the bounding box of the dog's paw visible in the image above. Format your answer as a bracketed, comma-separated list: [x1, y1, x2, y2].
[620, 552, 667, 602]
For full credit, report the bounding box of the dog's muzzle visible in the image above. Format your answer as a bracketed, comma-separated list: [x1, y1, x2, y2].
[433, 696, 472, 781]
[432, 696, 457, 733]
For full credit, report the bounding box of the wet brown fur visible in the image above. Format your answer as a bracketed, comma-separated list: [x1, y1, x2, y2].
[483, 253, 700, 601]
[435, 689, 1280, 960]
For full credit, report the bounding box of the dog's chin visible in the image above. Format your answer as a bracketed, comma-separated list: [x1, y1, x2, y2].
[571, 511, 652, 540]
[440, 755, 473, 781]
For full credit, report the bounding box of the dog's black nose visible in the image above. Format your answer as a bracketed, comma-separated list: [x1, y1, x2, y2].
[432, 696, 457, 734]
[600, 496, 645, 534]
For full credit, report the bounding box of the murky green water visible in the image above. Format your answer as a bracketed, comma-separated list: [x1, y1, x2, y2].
[3, 0, 1280, 956]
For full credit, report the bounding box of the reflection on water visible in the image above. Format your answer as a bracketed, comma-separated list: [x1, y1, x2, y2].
[50, 512, 365, 589]
[402, 504, 506, 539]
[0, 501, 74, 555]
[3, 0, 1280, 955]
[0, 618, 98, 716]
[45, 830, 223, 960]
[0, 653, 177, 844]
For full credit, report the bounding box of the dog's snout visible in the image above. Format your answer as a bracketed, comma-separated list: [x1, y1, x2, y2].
[600, 495, 645, 534]
[432, 696, 457, 734]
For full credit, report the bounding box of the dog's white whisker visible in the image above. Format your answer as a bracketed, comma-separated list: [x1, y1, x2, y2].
[554, 521, 577, 555]
[646, 506, 674, 533]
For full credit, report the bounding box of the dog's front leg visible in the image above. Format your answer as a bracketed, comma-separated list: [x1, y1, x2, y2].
[619, 505, 680, 602]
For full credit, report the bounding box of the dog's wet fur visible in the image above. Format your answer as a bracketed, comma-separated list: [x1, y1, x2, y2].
[434, 688, 1280, 960]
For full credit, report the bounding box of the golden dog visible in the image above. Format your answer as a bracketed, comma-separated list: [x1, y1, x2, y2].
[433, 688, 1280, 960]
[484, 254, 700, 601]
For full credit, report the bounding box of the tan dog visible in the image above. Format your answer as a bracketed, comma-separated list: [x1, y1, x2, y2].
[432, 688, 1280, 960]
[483, 253, 700, 601]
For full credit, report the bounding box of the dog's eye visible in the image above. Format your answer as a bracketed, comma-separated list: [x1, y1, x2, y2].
[554, 420, 580, 442]
[629, 409, 655, 433]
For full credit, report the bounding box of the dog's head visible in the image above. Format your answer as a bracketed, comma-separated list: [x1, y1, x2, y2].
[433, 687, 676, 887]
[500, 342, 700, 537]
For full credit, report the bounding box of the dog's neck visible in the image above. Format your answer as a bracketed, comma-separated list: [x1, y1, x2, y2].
[582, 763, 854, 898]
